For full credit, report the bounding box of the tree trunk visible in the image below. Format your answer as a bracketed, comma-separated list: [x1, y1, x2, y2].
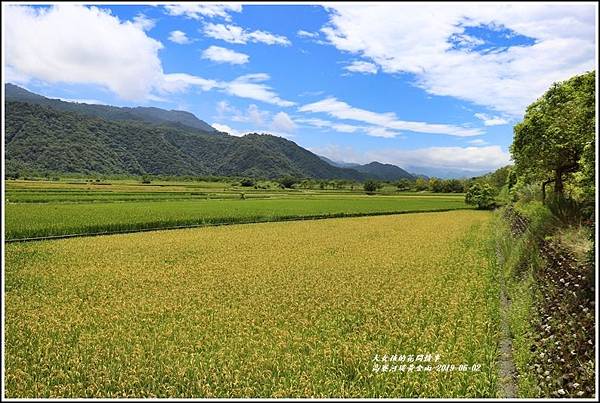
[554, 169, 564, 197]
[541, 178, 555, 204]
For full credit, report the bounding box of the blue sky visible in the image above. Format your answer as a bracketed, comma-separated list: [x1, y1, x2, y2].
[4, 3, 597, 176]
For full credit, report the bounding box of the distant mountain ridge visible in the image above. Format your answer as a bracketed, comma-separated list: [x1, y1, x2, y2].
[5, 83, 217, 133]
[319, 156, 414, 180]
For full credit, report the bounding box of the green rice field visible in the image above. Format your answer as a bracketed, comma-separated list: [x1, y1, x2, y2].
[5, 180, 468, 240]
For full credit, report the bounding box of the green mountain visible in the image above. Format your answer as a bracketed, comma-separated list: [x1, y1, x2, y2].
[4, 100, 368, 180]
[5, 83, 216, 133]
[350, 162, 414, 180]
[319, 156, 414, 180]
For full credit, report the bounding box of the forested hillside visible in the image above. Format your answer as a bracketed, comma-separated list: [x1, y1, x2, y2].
[4, 101, 368, 180]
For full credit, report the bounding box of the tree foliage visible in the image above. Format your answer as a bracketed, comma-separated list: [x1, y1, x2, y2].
[5, 102, 368, 181]
[511, 71, 595, 200]
[363, 180, 382, 193]
[465, 183, 496, 210]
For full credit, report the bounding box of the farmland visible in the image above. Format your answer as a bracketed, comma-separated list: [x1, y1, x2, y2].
[4, 210, 499, 398]
[4, 180, 468, 240]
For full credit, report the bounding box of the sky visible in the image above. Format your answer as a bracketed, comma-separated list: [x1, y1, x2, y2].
[3, 2, 597, 177]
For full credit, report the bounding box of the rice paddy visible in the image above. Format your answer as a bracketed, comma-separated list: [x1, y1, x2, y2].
[4, 210, 499, 398]
[5, 180, 467, 240]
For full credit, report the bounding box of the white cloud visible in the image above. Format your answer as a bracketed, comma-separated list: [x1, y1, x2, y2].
[320, 3, 596, 117]
[299, 97, 482, 137]
[450, 33, 484, 49]
[230, 104, 269, 125]
[56, 97, 104, 105]
[216, 100, 235, 117]
[202, 46, 249, 65]
[161, 73, 294, 107]
[164, 4, 242, 21]
[344, 60, 378, 74]
[216, 103, 296, 135]
[474, 113, 509, 126]
[297, 30, 319, 38]
[203, 23, 291, 46]
[161, 73, 220, 93]
[313, 144, 511, 172]
[271, 112, 296, 133]
[297, 117, 397, 137]
[168, 30, 193, 44]
[5, 4, 293, 108]
[132, 13, 155, 31]
[5, 4, 164, 100]
[211, 123, 245, 137]
[224, 74, 295, 107]
[467, 139, 489, 145]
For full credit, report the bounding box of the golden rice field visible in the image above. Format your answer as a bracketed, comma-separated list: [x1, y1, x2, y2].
[5, 210, 499, 398]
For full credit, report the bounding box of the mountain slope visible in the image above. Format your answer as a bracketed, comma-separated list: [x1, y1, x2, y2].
[5, 83, 216, 133]
[5, 101, 367, 180]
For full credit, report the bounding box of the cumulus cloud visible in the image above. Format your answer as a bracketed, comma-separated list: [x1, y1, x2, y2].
[313, 144, 511, 172]
[299, 97, 482, 137]
[202, 46, 249, 65]
[344, 60, 378, 74]
[474, 113, 509, 126]
[211, 122, 245, 137]
[168, 30, 193, 44]
[164, 4, 242, 21]
[271, 112, 296, 133]
[5, 4, 164, 100]
[216, 103, 297, 135]
[222, 103, 269, 126]
[320, 3, 596, 117]
[203, 23, 291, 46]
[132, 13, 155, 31]
[5, 5, 293, 106]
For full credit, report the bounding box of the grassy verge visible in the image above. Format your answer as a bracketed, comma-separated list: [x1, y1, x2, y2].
[492, 203, 554, 397]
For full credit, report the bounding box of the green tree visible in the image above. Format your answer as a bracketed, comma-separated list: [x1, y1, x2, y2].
[278, 176, 297, 189]
[396, 178, 412, 191]
[511, 71, 595, 202]
[363, 180, 380, 193]
[428, 177, 441, 192]
[465, 183, 495, 210]
[414, 177, 428, 191]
